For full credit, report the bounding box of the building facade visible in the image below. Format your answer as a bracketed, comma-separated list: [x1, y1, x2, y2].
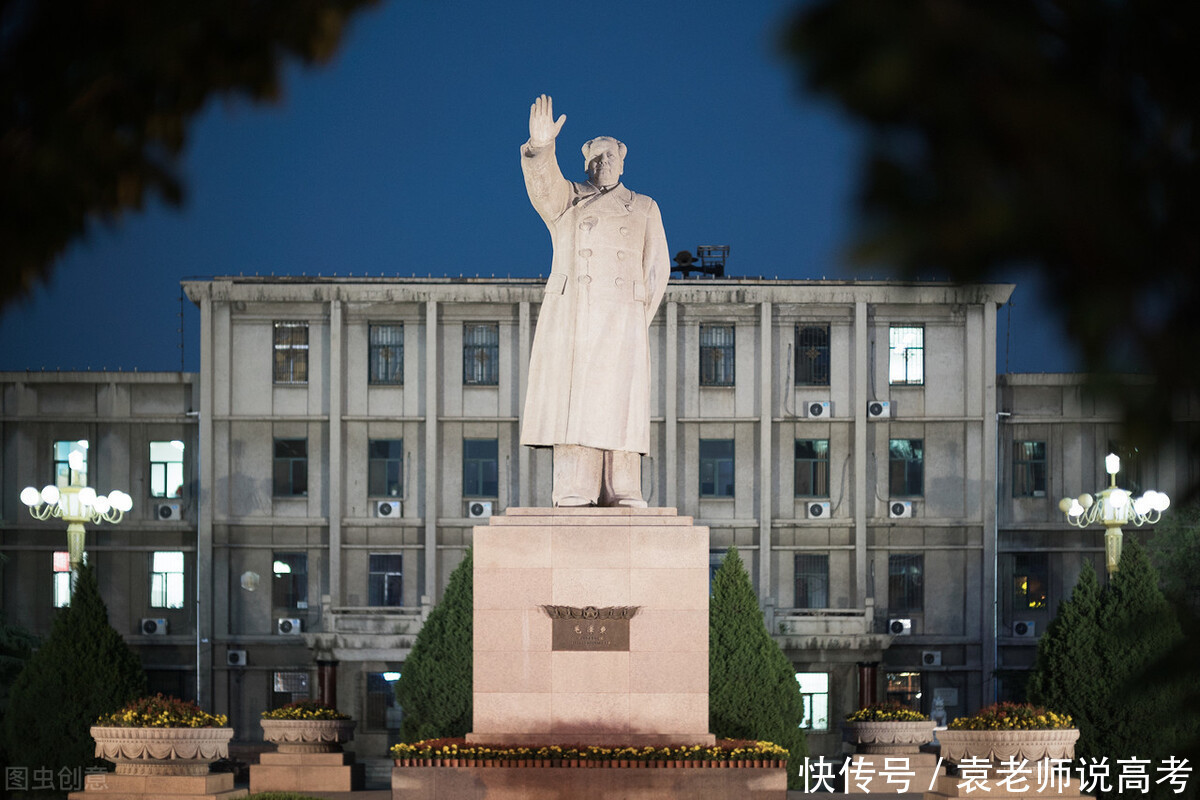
[1, 276, 1189, 760]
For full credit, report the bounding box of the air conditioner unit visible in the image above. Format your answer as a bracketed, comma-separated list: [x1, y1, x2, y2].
[156, 503, 182, 521]
[1013, 620, 1037, 638]
[375, 500, 401, 518]
[467, 500, 493, 519]
[889, 618, 913, 636]
[922, 650, 942, 666]
[867, 400, 892, 419]
[227, 649, 247, 667]
[276, 618, 302, 636]
[805, 501, 831, 519]
[889, 500, 914, 519]
[804, 401, 832, 419]
[140, 618, 168, 635]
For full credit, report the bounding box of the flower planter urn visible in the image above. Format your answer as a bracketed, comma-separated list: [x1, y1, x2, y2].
[91, 725, 234, 776]
[936, 728, 1080, 764]
[261, 718, 357, 754]
[848, 720, 938, 754]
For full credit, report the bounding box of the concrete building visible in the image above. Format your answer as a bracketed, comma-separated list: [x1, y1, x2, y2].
[0, 275, 1188, 760]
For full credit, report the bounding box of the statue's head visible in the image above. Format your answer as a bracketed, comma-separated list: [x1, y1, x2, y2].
[582, 136, 626, 189]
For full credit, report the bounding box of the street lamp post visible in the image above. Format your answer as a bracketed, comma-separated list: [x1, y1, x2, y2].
[1058, 453, 1169, 576]
[20, 450, 132, 577]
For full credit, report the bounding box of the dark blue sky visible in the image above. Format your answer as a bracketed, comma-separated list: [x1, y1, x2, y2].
[0, 0, 1076, 374]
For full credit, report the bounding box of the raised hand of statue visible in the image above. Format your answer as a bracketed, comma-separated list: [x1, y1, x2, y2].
[529, 94, 566, 147]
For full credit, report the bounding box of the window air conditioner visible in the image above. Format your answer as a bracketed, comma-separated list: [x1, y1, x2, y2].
[889, 500, 914, 519]
[867, 400, 892, 419]
[375, 500, 401, 518]
[804, 401, 832, 419]
[276, 618, 302, 635]
[805, 501, 831, 519]
[227, 649, 247, 667]
[467, 501, 493, 519]
[156, 503, 182, 521]
[140, 618, 168, 635]
[888, 618, 913, 636]
[922, 650, 942, 666]
[1013, 620, 1037, 638]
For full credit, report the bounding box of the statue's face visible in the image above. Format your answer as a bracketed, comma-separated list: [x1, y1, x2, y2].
[585, 141, 624, 188]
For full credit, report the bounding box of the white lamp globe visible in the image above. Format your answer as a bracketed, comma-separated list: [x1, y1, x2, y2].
[41, 485, 60, 505]
[1105, 453, 1121, 475]
[20, 486, 41, 506]
[111, 491, 133, 513]
[78, 487, 97, 506]
[93, 495, 111, 514]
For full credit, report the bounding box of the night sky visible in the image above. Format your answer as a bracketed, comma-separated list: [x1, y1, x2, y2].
[0, 0, 1077, 374]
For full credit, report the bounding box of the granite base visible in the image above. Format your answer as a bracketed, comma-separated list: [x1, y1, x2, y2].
[249, 751, 365, 792]
[66, 771, 246, 799]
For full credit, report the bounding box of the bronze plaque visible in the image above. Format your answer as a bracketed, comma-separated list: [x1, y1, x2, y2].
[542, 605, 639, 652]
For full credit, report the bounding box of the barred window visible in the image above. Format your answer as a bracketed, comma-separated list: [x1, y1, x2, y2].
[889, 439, 924, 497]
[463, 323, 499, 386]
[369, 324, 404, 385]
[794, 440, 830, 497]
[888, 326, 924, 385]
[794, 554, 829, 609]
[699, 324, 735, 386]
[795, 325, 830, 386]
[273, 322, 309, 384]
[888, 553, 923, 613]
[1013, 441, 1047, 497]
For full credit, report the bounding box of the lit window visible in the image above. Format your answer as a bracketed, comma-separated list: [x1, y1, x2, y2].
[889, 439, 924, 497]
[463, 323, 499, 386]
[368, 554, 403, 607]
[366, 672, 402, 731]
[273, 438, 308, 496]
[888, 326, 924, 385]
[1008, 552, 1048, 612]
[150, 551, 185, 609]
[795, 672, 830, 730]
[795, 325, 830, 386]
[272, 671, 309, 708]
[699, 439, 735, 497]
[53, 440, 88, 488]
[794, 440, 830, 497]
[149, 441, 185, 498]
[368, 439, 404, 497]
[463, 439, 499, 497]
[272, 553, 308, 611]
[794, 555, 829, 609]
[273, 322, 309, 384]
[369, 324, 404, 385]
[699, 324, 735, 386]
[53, 551, 73, 607]
[888, 553, 923, 613]
[886, 671, 922, 711]
[1013, 441, 1047, 497]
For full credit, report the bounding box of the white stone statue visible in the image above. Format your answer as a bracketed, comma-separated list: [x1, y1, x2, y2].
[519, 95, 670, 507]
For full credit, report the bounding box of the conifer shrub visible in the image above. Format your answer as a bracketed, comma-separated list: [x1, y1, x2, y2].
[709, 547, 807, 789]
[2, 563, 147, 780]
[395, 548, 472, 742]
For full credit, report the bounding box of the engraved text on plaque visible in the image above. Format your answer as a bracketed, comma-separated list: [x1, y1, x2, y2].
[541, 605, 640, 652]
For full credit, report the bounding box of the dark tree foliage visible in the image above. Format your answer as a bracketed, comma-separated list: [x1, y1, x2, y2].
[709, 547, 807, 790]
[784, 0, 1200, 455]
[395, 549, 473, 742]
[0, 0, 380, 307]
[0, 612, 38, 772]
[2, 564, 147, 782]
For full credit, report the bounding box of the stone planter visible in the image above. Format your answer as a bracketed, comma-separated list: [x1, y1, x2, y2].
[260, 718, 357, 753]
[90, 725, 234, 776]
[847, 720, 937, 754]
[936, 728, 1080, 763]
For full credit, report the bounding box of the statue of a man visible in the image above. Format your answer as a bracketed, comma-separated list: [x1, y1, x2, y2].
[519, 95, 670, 507]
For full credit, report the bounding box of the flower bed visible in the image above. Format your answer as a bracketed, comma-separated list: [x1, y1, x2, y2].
[96, 693, 228, 728]
[261, 700, 350, 721]
[390, 738, 787, 768]
[940, 702, 1078, 764]
[947, 702, 1073, 731]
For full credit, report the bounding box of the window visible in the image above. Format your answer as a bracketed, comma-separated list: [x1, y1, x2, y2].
[150, 440, 185, 498]
[795, 325, 830, 386]
[709, 549, 727, 594]
[886, 672, 922, 711]
[273, 322, 309, 384]
[150, 551, 185, 609]
[889, 553, 924, 613]
[699, 324, 735, 386]
[1013, 441, 1047, 497]
[53, 439, 88, 487]
[369, 323, 404, 385]
[889, 439, 924, 497]
[53, 551, 72, 607]
[795, 672, 830, 730]
[368, 439, 404, 497]
[699, 439, 735, 497]
[794, 440, 830, 497]
[272, 553, 308, 611]
[368, 554, 403, 607]
[273, 438, 308, 496]
[888, 325, 924, 385]
[1006, 552, 1049, 614]
[463, 438, 499, 497]
[463, 323, 499, 385]
[366, 672, 402, 731]
[272, 671, 309, 709]
[794, 554, 829, 609]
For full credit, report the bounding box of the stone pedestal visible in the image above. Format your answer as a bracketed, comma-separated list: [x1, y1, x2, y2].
[67, 772, 246, 799]
[249, 751, 364, 793]
[469, 507, 715, 747]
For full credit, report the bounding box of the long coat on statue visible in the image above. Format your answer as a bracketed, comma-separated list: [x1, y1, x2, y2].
[519, 140, 670, 455]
